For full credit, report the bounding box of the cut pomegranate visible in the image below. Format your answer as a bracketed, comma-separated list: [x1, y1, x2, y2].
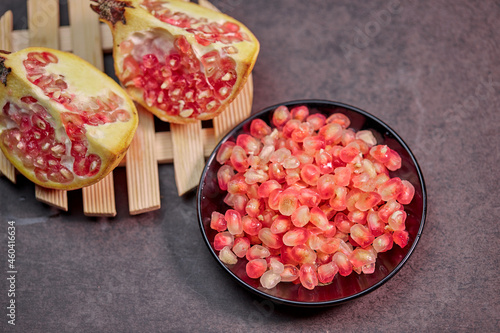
[208, 105, 415, 290]
[0, 48, 138, 190]
[92, 0, 259, 124]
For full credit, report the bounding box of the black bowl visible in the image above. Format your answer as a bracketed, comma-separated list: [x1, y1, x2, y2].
[197, 100, 426, 307]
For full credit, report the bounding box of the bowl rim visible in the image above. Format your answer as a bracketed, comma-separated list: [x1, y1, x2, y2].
[197, 99, 427, 307]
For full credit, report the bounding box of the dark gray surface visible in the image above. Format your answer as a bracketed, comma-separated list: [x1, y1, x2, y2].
[1, 0, 499, 332]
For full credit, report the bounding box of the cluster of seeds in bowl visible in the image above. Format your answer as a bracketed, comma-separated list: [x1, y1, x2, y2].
[210, 105, 415, 290]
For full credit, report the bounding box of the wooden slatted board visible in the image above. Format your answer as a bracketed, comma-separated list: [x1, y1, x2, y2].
[0, 0, 254, 216]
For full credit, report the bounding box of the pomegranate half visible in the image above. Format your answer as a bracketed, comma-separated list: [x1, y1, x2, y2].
[0, 47, 138, 190]
[91, 0, 260, 124]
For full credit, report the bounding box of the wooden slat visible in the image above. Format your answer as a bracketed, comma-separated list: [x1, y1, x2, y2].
[27, 0, 69, 210]
[171, 122, 205, 195]
[69, 0, 116, 216]
[27, 0, 60, 49]
[11, 24, 113, 53]
[213, 74, 254, 141]
[0, 11, 16, 183]
[35, 186, 68, 211]
[126, 106, 161, 215]
[82, 173, 116, 217]
[155, 127, 216, 164]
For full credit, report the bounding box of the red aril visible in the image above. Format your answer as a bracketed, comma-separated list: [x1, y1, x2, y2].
[92, 0, 259, 124]
[0, 48, 138, 190]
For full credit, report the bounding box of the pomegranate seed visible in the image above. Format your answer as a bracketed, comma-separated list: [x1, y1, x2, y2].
[272, 105, 291, 128]
[260, 270, 281, 289]
[299, 263, 318, 290]
[290, 105, 309, 121]
[387, 210, 407, 231]
[225, 209, 243, 235]
[378, 200, 401, 222]
[271, 215, 292, 234]
[378, 177, 404, 201]
[216, 141, 235, 164]
[246, 259, 267, 279]
[319, 122, 343, 144]
[355, 192, 382, 211]
[219, 246, 238, 265]
[230, 145, 249, 172]
[333, 166, 351, 187]
[290, 244, 317, 264]
[332, 252, 353, 276]
[349, 248, 376, 269]
[291, 205, 311, 227]
[372, 233, 394, 253]
[367, 209, 385, 237]
[300, 163, 321, 186]
[393, 230, 409, 248]
[268, 257, 285, 274]
[350, 224, 375, 248]
[329, 186, 348, 211]
[232, 237, 251, 258]
[280, 264, 299, 282]
[246, 245, 271, 261]
[258, 228, 283, 249]
[236, 134, 261, 155]
[326, 113, 350, 128]
[242, 215, 262, 235]
[282, 227, 310, 246]
[250, 118, 272, 139]
[397, 180, 415, 204]
[257, 180, 281, 198]
[227, 173, 248, 194]
[318, 262, 339, 284]
[306, 113, 326, 130]
[217, 165, 234, 191]
[210, 211, 226, 232]
[317, 174, 336, 199]
[214, 231, 234, 251]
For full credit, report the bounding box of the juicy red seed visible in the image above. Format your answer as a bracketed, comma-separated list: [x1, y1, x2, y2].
[217, 165, 235, 191]
[300, 164, 321, 186]
[369, 145, 391, 163]
[260, 270, 281, 289]
[388, 210, 407, 231]
[232, 237, 251, 258]
[271, 215, 292, 234]
[290, 105, 309, 121]
[317, 174, 336, 199]
[280, 264, 299, 282]
[349, 248, 376, 269]
[378, 200, 401, 222]
[225, 209, 243, 235]
[216, 141, 235, 164]
[397, 180, 415, 204]
[309, 207, 330, 231]
[319, 122, 343, 144]
[355, 192, 382, 211]
[385, 149, 402, 171]
[317, 262, 339, 284]
[282, 119, 301, 138]
[329, 186, 348, 211]
[306, 113, 326, 130]
[282, 227, 309, 246]
[272, 105, 291, 128]
[350, 224, 375, 248]
[214, 231, 234, 251]
[393, 230, 409, 248]
[246, 259, 267, 279]
[373, 233, 394, 252]
[258, 228, 283, 249]
[367, 209, 385, 237]
[279, 190, 300, 216]
[291, 122, 313, 142]
[378, 177, 404, 201]
[332, 252, 353, 276]
[242, 215, 262, 235]
[315, 150, 333, 174]
[268, 162, 286, 183]
[291, 205, 310, 227]
[290, 244, 317, 264]
[339, 143, 360, 163]
[257, 180, 282, 198]
[326, 113, 350, 128]
[303, 136, 325, 153]
[246, 245, 271, 261]
[250, 118, 272, 139]
[210, 211, 227, 232]
[299, 263, 318, 290]
[227, 173, 248, 194]
[298, 188, 321, 207]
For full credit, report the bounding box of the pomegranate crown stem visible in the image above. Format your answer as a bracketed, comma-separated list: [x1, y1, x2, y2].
[90, 0, 134, 26]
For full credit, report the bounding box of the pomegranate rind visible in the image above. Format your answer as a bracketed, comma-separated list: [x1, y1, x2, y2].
[0, 47, 138, 190]
[96, 0, 260, 124]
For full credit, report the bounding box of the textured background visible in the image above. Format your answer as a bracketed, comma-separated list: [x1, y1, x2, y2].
[0, 0, 499, 332]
